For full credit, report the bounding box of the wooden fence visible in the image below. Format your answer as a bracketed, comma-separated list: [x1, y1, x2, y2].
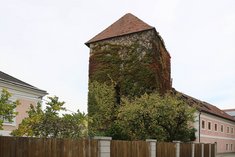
[157, 142, 176, 157]
[0, 136, 216, 157]
[111, 140, 149, 157]
[156, 142, 216, 157]
[0, 136, 98, 157]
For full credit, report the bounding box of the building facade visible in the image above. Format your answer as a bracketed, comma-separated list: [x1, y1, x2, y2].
[177, 92, 235, 153]
[199, 112, 235, 153]
[0, 71, 47, 136]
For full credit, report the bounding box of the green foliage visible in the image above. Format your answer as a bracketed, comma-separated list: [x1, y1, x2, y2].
[11, 96, 88, 138]
[117, 93, 196, 141]
[60, 112, 88, 138]
[88, 82, 196, 141]
[0, 89, 19, 130]
[90, 43, 158, 99]
[88, 81, 116, 136]
[88, 42, 196, 141]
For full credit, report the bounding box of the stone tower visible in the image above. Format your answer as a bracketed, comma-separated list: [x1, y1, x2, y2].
[86, 13, 171, 99]
[85, 13, 172, 135]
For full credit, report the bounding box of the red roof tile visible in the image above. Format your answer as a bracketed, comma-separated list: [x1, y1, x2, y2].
[85, 13, 154, 46]
[174, 90, 235, 122]
[223, 109, 235, 112]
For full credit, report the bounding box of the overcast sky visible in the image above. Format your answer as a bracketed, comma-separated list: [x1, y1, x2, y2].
[1, 0, 234, 113]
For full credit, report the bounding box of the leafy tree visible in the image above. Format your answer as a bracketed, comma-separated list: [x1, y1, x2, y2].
[88, 81, 117, 136]
[0, 89, 19, 130]
[11, 96, 88, 138]
[60, 112, 88, 138]
[88, 81, 196, 141]
[117, 93, 196, 141]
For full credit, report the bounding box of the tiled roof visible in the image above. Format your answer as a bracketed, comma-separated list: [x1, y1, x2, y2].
[0, 71, 47, 94]
[173, 90, 235, 122]
[223, 109, 235, 112]
[85, 13, 154, 46]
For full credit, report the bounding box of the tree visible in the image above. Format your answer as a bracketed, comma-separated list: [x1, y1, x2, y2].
[60, 111, 88, 138]
[117, 93, 196, 141]
[88, 81, 117, 137]
[88, 81, 196, 141]
[0, 89, 19, 130]
[11, 96, 88, 138]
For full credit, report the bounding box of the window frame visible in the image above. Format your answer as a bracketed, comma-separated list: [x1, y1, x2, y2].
[221, 124, 224, 133]
[201, 120, 206, 130]
[208, 121, 212, 131]
[214, 123, 218, 132]
[226, 144, 229, 151]
[0, 99, 17, 126]
[227, 126, 230, 134]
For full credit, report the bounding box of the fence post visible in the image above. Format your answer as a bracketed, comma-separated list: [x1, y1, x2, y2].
[209, 144, 211, 157]
[93, 136, 112, 157]
[173, 141, 181, 157]
[146, 139, 157, 157]
[214, 142, 217, 157]
[192, 143, 195, 157]
[201, 143, 204, 157]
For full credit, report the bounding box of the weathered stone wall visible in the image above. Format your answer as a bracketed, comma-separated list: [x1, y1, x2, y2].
[90, 30, 155, 52]
[89, 29, 171, 94]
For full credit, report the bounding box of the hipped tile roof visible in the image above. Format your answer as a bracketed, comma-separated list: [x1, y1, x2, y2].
[174, 90, 235, 122]
[85, 13, 154, 46]
[0, 71, 47, 94]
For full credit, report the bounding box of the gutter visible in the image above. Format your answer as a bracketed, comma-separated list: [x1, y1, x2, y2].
[0, 79, 47, 95]
[198, 111, 201, 143]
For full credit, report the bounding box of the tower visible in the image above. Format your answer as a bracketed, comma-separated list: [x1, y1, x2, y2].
[85, 13, 172, 135]
[86, 13, 171, 98]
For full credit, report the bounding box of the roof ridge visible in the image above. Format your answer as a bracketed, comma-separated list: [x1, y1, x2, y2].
[174, 89, 235, 122]
[85, 13, 154, 46]
[0, 71, 46, 93]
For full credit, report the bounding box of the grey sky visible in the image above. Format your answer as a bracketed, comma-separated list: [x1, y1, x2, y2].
[1, 0, 234, 113]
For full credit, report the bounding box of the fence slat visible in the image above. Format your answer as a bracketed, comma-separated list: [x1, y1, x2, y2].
[157, 142, 176, 157]
[180, 143, 192, 157]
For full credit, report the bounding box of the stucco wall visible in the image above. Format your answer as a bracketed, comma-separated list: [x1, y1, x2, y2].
[2, 99, 37, 132]
[195, 112, 235, 153]
[0, 84, 44, 136]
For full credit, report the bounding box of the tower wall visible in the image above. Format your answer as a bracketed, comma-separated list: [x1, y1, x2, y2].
[89, 29, 171, 95]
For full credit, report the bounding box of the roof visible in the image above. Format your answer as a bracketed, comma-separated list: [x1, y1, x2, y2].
[0, 71, 47, 95]
[223, 109, 235, 117]
[223, 109, 235, 112]
[85, 13, 154, 46]
[173, 89, 235, 122]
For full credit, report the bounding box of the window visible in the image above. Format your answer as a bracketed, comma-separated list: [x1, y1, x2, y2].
[226, 144, 229, 151]
[231, 127, 234, 134]
[202, 120, 205, 129]
[0, 99, 16, 126]
[231, 144, 233, 151]
[0, 115, 16, 125]
[227, 127, 230, 133]
[221, 125, 224, 132]
[214, 123, 218, 131]
[208, 122, 211, 130]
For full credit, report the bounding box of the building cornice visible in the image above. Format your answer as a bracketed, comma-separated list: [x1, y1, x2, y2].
[0, 80, 47, 98]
